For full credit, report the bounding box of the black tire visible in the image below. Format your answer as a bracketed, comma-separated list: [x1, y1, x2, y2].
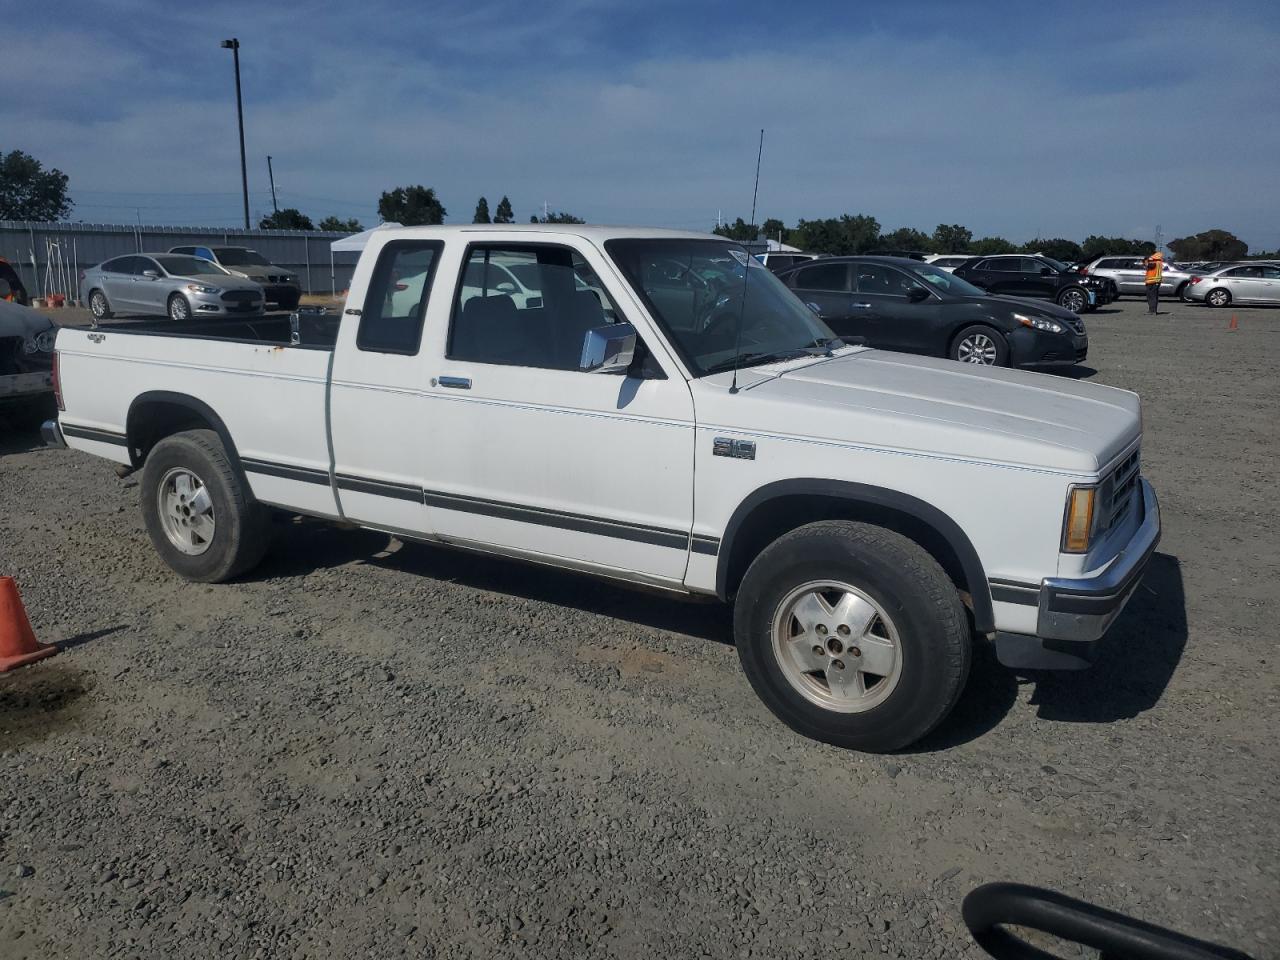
[1205, 288, 1231, 308]
[734, 520, 971, 752]
[140, 429, 271, 582]
[167, 293, 191, 321]
[89, 289, 113, 320]
[1057, 287, 1089, 313]
[950, 324, 1009, 366]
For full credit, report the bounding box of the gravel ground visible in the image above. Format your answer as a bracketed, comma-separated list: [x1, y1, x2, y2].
[1, 297, 1276, 959]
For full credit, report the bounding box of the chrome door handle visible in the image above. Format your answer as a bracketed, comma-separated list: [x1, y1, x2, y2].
[436, 376, 471, 390]
[852, 302, 873, 309]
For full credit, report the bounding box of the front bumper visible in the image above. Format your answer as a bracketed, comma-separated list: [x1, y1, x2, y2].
[996, 479, 1160, 670]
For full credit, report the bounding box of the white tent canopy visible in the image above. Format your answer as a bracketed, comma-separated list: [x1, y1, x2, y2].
[328, 222, 400, 293]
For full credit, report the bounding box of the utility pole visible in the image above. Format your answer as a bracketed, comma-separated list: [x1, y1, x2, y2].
[1154, 224, 1163, 252]
[221, 38, 250, 230]
[267, 155, 279, 214]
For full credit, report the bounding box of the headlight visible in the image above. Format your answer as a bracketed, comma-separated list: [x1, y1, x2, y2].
[1014, 313, 1064, 334]
[186, 284, 221, 294]
[21, 330, 55, 353]
[1062, 485, 1097, 553]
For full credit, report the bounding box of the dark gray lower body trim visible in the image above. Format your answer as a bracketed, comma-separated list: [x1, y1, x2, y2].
[691, 535, 721, 556]
[61, 423, 128, 446]
[989, 577, 1039, 606]
[241, 457, 330, 485]
[335, 473, 423, 502]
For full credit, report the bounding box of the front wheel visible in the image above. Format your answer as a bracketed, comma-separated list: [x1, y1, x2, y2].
[951, 325, 1008, 366]
[140, 429, 271, 582]
[1206, 288, 1231, 308]
[1057, 287, 1088, 313]
[734, 521, 971, 752]
[168, 293, 192, 321]
[89, 289, 113, 320]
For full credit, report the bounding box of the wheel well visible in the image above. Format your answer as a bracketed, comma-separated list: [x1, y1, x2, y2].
[718, 489, 993, 633]
[125, 393, 240, 471]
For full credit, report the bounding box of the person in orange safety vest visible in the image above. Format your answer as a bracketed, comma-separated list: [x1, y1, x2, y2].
[1144, 251, 1164, 315]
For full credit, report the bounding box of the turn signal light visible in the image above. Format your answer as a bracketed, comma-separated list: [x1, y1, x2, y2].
[1063, 487, 1096, 553]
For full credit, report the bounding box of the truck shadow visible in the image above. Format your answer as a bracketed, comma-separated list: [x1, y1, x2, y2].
[248, 519, 736, 646]
[909, 552, 1187, 751]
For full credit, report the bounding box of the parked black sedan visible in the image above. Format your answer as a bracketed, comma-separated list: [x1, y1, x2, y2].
[775, 257, 1087, 367]
[952, 254, 1113, 313]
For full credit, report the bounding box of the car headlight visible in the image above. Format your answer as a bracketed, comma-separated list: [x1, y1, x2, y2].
[21, 330, 56, 353]
[1062, 485, 1098, 553]
[186, 284, 221, 294]
[1014, 313, 1064, 334]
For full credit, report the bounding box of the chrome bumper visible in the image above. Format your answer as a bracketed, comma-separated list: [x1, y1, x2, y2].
[42, 419, 66, 449]
[997, 479, 1160, 670]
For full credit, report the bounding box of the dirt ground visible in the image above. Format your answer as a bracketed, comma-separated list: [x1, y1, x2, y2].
[1, 297, 1276, 959]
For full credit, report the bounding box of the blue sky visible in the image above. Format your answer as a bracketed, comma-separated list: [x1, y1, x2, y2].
[4, 0, 1278, 249]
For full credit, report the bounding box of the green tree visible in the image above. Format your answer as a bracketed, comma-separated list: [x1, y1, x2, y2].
[1081, 235, 1157, 261]
[1168, 229, 1247, 262]
[1026, 237, 1083, 262]
[878, 227, 931, 252]
[493, 195, 515, 224]
[0, 149, 72, 220]
[930, 223, 972, 254]
[473, 196, 491, 223]
[377, 185, 447, 225]
[790, 214, 881, 256]
[712, 217, 758, 241]
[969, 236, 1018, 255]
[761, 218, 787, 243]
[259, 208, 314, 230]
[318, 216, 363, 232]
[531, 210, 586, 224]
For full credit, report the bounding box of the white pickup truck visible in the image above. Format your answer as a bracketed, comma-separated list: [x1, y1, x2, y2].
[46, 226, 1160, 751]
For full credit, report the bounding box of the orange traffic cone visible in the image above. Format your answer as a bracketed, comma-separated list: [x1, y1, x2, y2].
[0, 577, 57, 672]
[1228, 314, 1238, 331]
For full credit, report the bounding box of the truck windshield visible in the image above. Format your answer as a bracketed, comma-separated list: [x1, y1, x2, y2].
[213, 248, 271, 266]
[605, 239, 837, 377]
[155, 256, 230, 277]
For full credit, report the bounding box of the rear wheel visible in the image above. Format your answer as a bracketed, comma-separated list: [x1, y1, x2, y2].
[140, 429, 271, 582]
[951, 325, 1008, 366]
[89, 289, 112, 320]
[1206, 288, 1231, 308]
[734, 521, 971, 752]
[1057, 287, 1088, 313]
[167, 293, 191, 321]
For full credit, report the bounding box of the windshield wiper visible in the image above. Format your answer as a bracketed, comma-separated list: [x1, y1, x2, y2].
[703, 348, 820, 375]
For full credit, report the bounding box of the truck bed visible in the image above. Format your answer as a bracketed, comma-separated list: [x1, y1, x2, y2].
[86, 312, 340, 350]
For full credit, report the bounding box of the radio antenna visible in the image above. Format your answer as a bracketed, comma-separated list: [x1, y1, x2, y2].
[730, 128, 765, 395]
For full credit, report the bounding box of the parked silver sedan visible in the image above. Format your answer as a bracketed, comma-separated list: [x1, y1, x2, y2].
[81, 254, 264, 321]
[1077, 255, 1193, 298]
[1184, 262, 1280, 307]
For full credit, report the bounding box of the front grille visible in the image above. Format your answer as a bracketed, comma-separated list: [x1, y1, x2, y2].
[221, 290, 259, 303]
[1099, 448, 1140, 534]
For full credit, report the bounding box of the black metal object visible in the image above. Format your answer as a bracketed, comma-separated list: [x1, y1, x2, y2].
[221, 38, 250, 230]
[963, 883, 1255, 960]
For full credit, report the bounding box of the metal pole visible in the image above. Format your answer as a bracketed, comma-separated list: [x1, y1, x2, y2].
[223, 39, 250, 230]
[267, 155, 279, 214]
[304, 235, 311, 294]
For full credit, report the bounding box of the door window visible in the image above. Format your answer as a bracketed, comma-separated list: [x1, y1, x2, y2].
[358, 240, 444, 354]
[1259, 266, 1280, 279]
[791, 262, 850, 292]
[854, 263, 911, 296]
[1225, 266, 1260, 278]
[448, 245, 626, 371]
[1021, 258, 1049, 274]
[194, 246, 215, 261]
[133, 257, 160, 276]
[101, 257, 131, 274]
[979, 258, 1016, 272]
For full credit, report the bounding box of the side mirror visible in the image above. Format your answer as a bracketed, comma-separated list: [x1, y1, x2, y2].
[494, 281, 517, 294]
[907, 285, 930, 303]
[142, 270, 160, 279]
[580, 322, 637, 374]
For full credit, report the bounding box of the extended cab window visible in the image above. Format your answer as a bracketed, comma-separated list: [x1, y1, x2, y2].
[359, 241, 443, 354]
[447, 245, 624, 371]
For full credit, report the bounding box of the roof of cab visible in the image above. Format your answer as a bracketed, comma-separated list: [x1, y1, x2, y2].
[370, 224, 724, 243]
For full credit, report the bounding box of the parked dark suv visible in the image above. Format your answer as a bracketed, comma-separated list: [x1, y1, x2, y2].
[775, 256, 1087, 367]
[953, 254, 1113, 313]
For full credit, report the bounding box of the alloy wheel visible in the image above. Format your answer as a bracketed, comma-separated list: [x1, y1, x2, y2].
[957, 333, 998, 364]
[156, 467, 215, 555]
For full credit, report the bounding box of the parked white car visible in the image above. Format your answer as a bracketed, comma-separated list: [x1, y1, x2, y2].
[922, 254, 973, 273]
[46, 225, 1159, 752]
[1183, 262, 1280, 307]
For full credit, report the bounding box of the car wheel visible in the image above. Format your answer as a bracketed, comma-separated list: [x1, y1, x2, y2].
[167, 293, 192, 321]
[1057, 287, 1088, 313]
[89, 289, 113, 320]
[951, 325, 1008, 366]
[140, 429, 272, 583]
[1206, 288, 1231, 308]
[734, 520, 971, 752]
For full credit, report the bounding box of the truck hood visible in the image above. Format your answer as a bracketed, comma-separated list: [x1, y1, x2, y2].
[728, 349, 1139, 475]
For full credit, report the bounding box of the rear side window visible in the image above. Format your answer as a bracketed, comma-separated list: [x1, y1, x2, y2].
[358, 241, 443, 354]
[791, 262, 850, 291]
